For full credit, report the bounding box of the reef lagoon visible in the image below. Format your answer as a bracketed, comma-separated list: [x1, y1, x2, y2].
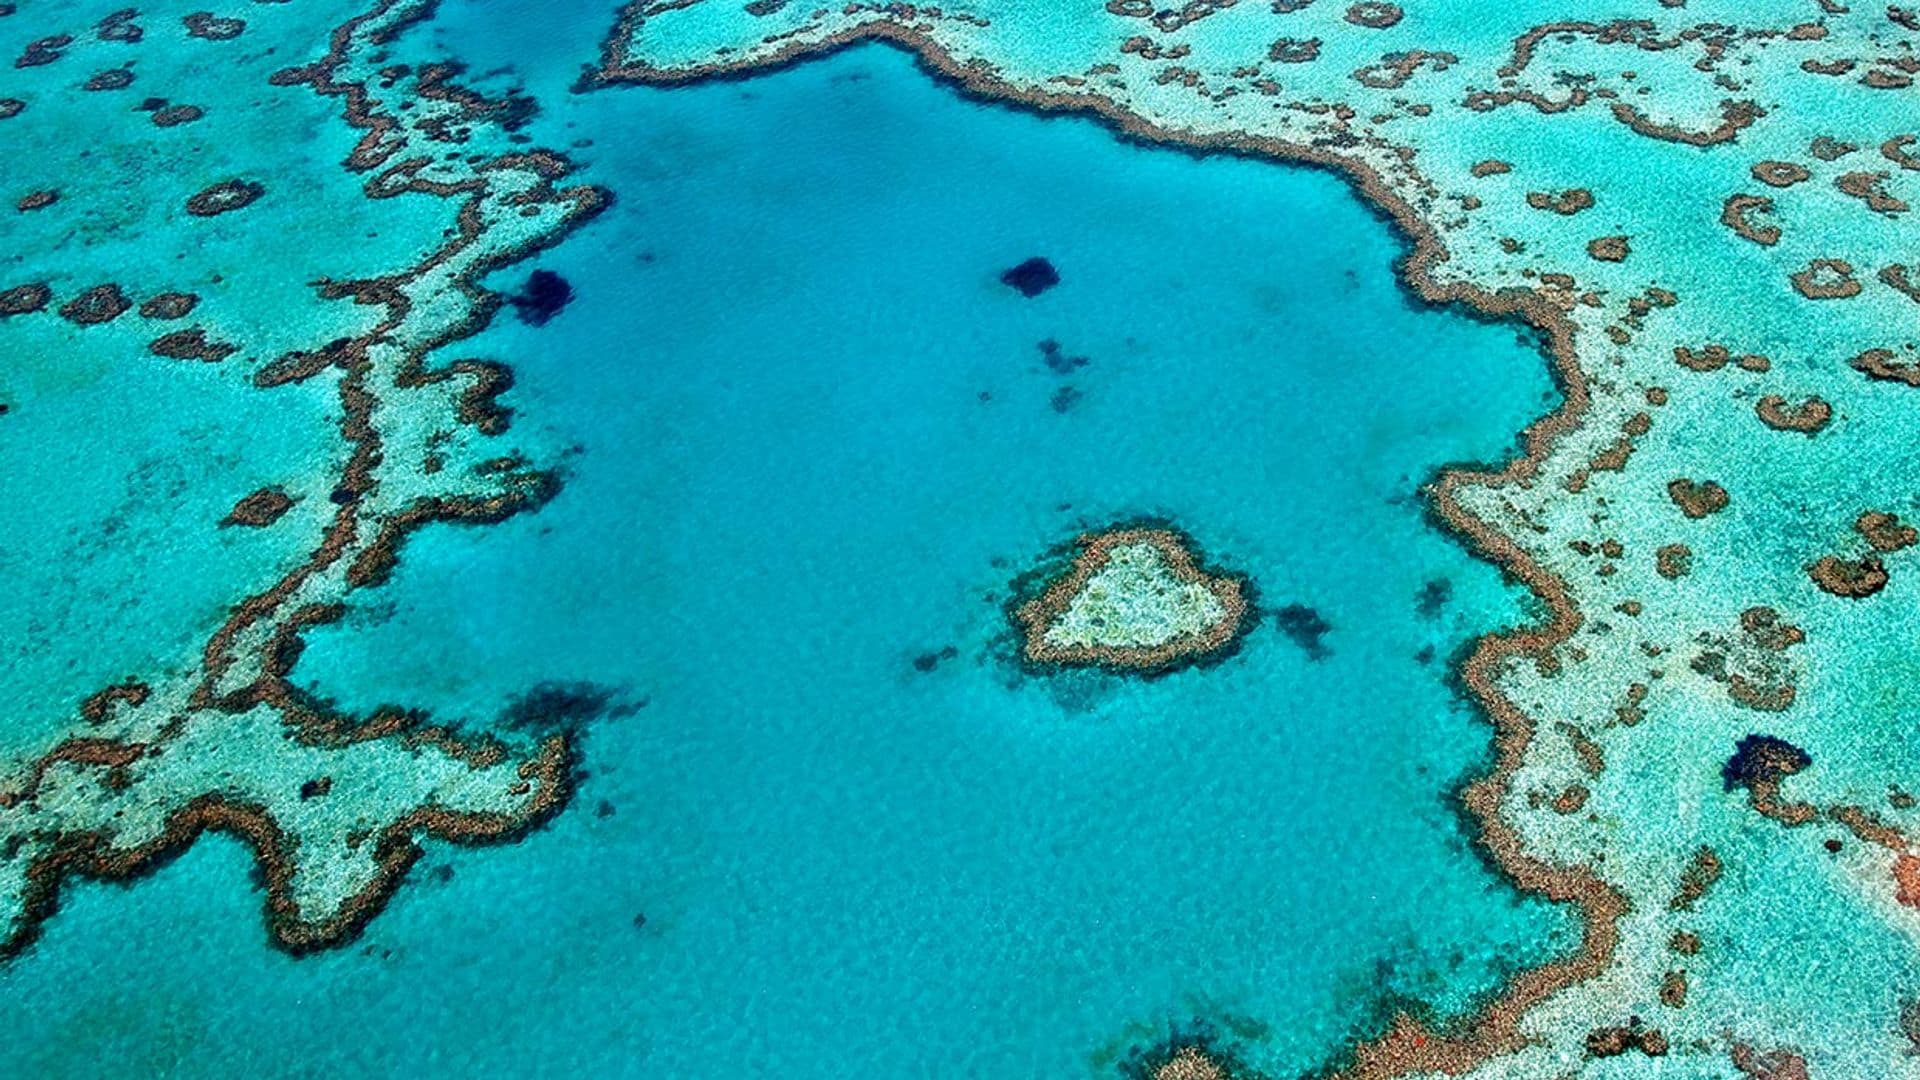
[6, 1, 1920, 1077]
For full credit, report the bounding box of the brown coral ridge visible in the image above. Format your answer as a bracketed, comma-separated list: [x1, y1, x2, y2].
[1610, 99, 1761, 146]
[1720, 740, 1920, 892]
[150, 326, 237, 362]
[1851, 347, 1920, 386]
[1585, 1022, 1670, 1057]
[1674, 343, 1769, 373]
[1835, 170, 1909, 215]
[183, 135, 600, 720]
[16, 34, 72, 69]
[0, 282, 50, 316]
[139, 291, 200, 320]
[58, 283, 131, 325]
[1808, 554, 1888, 598]
[1754, 394, 1830, 434]
[84, 67, 134, 92]
[0, 0, 610, 962]
[1881, 264, 1920, 304]
[182, 12, 246, 40]
[1656, 542, 1693, 579]
[6, 739, 574, 960]
[1730, 1043, 1810, 1080]
[590, 12, 1622, 1080]
[1751, 160, 1810, 187]
[1857, 511, 1917, 553]
[1790, 258, 1861, 299]
[1009, 525, 1252, 675]
[1586, 235, 1629, 262]
[152, 104, 205, 127]
[1669, 844, 1723, 911]
[1343, 3, 1403, 29]
[185, 178, 266, 217]
[1667, 478, 1729, 518]
[222, 486, 297, 528]
[1738, 778, 1920, 915]
[1525, 188, 1593, 215]
[1267, 36, 1320, 64]
[79, 680, 151, 725]
[1720, 194, 1779, 246]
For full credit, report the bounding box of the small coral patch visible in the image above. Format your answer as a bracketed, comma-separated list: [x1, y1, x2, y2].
[1013, 525, 1250, 674]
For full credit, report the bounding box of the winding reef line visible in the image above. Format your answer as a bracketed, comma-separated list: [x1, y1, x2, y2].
[0, 0, 607, 960]
[588, 16, 1618, 1077]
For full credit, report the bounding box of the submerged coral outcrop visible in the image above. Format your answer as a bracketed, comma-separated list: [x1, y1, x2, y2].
[1013, 526, 1250, 673]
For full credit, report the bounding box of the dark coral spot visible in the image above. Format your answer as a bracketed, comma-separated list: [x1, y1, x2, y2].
[508, 268, 573, 327]
[498, 680, 642, 735]
[1000, 256, 1060, 297]
[1276, 603, 1332, 659]
[911, 645, 959, 673]
[1722, 734, 1811, 792]
[1038, 338, 1089, 373]
[98, 10, 143, 42]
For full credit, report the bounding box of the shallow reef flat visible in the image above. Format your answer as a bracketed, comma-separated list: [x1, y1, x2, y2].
[579, 0, 1920, 1075]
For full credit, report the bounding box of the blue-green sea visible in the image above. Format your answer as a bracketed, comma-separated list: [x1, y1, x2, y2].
[0, 13, 1577, 1077]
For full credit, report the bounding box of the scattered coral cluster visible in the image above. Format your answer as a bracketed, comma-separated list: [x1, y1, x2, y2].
[586, 0, 1920, 1074]
[0, 0, 601, 956]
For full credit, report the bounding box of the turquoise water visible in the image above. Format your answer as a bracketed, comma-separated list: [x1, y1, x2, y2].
[24, 0, 1920, 1073]
[225, 43, 1565, 1075]
[0, 18, 1575, 1076]
[0, 339, 342, 761]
